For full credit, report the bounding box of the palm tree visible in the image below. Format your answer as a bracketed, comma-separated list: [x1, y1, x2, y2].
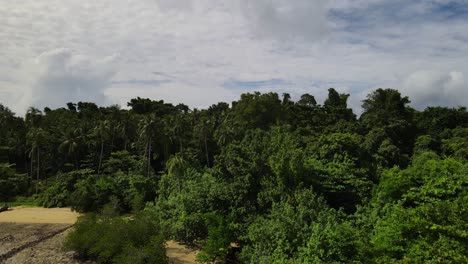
[169, 114, 189, 152]
[93, 120, 111, 175]
[195, 116, 213, 166]
[138, 114, 157, 177]
[26, 127, 47, 194]
[59, 128, 82, 169]
[107, 105, 122, 152]
[116, 111, 136, 151]
[25, 107, 42, 128]
[166, 153, 188, 192]
[214, 115, 236, 146]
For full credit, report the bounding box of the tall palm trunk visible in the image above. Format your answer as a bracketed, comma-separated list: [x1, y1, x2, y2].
[204, 134, 209, 167]
[30, 155, 34, 182]
[30, 154, 34, 194]
[98, 139, 104, 176]
[147, 137, 152, 177]
[110, 132, 115, 152]
[177, 131, 183, 152]
[73, 152, 79, 170]
[36, 148, 40, 194]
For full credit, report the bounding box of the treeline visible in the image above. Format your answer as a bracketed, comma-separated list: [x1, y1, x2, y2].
[0, 88, 467, 263]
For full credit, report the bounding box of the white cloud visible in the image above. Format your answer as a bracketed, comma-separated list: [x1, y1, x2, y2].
[12, 48, 116, 113]
[0, 0, 467, 116]
[241, 0, 330, 40]
[155, 0, 193, 12]
[105, 82, 237, 109]
[401, 71, 467, 110]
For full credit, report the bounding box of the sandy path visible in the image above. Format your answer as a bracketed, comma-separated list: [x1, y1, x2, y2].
[0, 224, 84, 264]
[0, 207, 79, 224]
[3, 228, 87, 264]
[166, 241, 199, 264]
[0, 207, 82, 263]
[0, 207, 198, 263]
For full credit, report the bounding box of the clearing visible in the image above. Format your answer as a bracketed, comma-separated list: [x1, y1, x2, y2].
[0, 207, 197, 264]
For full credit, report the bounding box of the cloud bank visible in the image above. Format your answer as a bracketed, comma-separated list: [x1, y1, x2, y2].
[28, 49, 116, 110]
[9, 49, 116, 113]
[0, 0, 467, 115]
[402, 71, 467, 109]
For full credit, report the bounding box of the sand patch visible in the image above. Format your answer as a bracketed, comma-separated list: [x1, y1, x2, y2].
[0, 207, 79, 224]
[166, 240, 199, 264]
[0, 207, 198, 263]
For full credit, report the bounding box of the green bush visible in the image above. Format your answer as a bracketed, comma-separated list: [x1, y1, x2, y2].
[196, 213, 233, 263]
[65, 212, 167, 264]
[0, 163, 28, 201]
[39, 169, 94, 208]
[40, 169, 157, 213]
[152, 171, 227, 244]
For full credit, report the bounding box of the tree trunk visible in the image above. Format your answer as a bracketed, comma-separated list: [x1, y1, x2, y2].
[30, 154, 34, 194]
[74, 152, 79, 170]
[98, 140, 104, 176]
[178, 131, 183, 152]
[204, 134, 209, 167]
[36, 148, 40, 194]
[30, 155, 33, 182]
[110, 132, 115, 152]
[147, 137, 152, 177]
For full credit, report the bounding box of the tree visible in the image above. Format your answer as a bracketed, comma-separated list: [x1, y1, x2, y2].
[415, 106, 468, 135]
[115, 110, 137, 151]
[0, 163, 28, 200]
[26, 127, 48, 193]
[0, 104, 26, 163]
[320, 88, 357, 132]
[361, 88, 416, 167]
[361, 88, 411, 126]
[92, 120, 111, 175]
[240, 189, 342, 263]
[289, 93, 320, 131]
[139, 114, 158, 177]
[370, 154, 468, 263]
[194, 115, 214, 167]
[59, 128, 82, 169]
[25, 107, 43, 128]
[164, 114, 189, 153]
[214, 115, 237, 147]
[231, 92, 283, 130]
[166, 153, 188, 191]
[298, 93, 317, 107]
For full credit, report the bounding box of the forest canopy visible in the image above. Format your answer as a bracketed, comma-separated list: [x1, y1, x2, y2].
[1, 88, 467, 263]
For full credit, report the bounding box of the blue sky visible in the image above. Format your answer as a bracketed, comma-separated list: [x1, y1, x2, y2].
[0, 0, 467, 114]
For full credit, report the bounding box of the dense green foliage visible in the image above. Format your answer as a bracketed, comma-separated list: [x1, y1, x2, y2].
[1, 87, 467, 263]
[65, 212, 167, 264]
[0, 163, 28, 201]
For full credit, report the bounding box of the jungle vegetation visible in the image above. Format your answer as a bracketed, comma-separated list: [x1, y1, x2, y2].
[1, 88, 467, 263]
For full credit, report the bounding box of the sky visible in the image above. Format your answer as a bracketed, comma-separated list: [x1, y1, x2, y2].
[1, 0, 468, 115]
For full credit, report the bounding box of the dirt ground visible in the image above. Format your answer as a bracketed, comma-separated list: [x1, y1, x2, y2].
[0, 207, 80, 224]
[166, 240, 199, 264]
[0, 223, 85, 264]
[0, 207, 198, 264]
[0, 207, 82, 263]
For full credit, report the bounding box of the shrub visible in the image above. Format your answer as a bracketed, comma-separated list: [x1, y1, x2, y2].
[196, 213, 233, 263]
[39, 169, 94, 208]
[41, 169, 157, 213]
[65, 212, 167, 264]
[0, 163, 28, 200]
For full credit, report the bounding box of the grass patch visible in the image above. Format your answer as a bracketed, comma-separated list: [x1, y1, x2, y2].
[1, 196, 40, 207]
